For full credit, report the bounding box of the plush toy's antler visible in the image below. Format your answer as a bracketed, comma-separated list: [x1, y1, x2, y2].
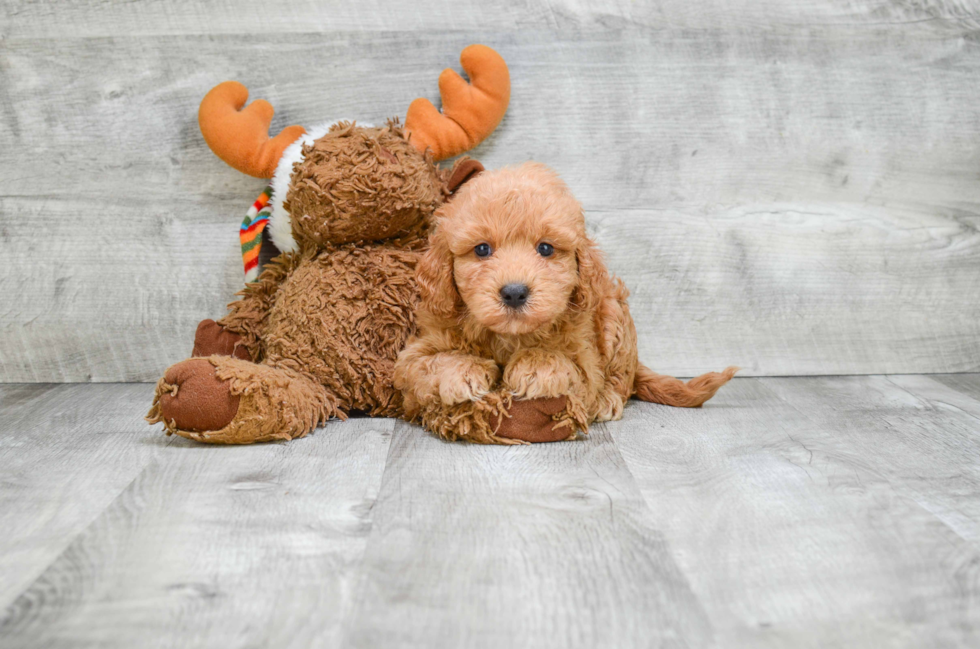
[404, 45, 510, 161]
[198, 81, 307, 178]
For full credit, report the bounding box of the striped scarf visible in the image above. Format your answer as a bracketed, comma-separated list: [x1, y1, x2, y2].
[241, 187, 273, 283]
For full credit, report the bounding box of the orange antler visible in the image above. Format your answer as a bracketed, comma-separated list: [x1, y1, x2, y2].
[198, 81, 307, 178]
[404, 45, 510, 161]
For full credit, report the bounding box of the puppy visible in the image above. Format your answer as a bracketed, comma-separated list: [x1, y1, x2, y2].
[394, 162, 736, 444]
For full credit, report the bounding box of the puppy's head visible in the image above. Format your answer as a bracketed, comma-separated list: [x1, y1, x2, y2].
[418, 162, 606, 335]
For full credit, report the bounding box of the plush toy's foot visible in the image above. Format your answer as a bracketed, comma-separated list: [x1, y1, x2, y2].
[417, 393, 587, 445]
[192, 319, 251, 360]
[147, 356, 338, 444]
[152, 358, 242, 433]
[490, 397, 575, 443]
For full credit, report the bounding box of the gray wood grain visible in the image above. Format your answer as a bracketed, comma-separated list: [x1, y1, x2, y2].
[0, 385, 393, 648]
[612, 376, 980, 648]
[2, 0, 979, 36]
[0, 196, 247, 382]
[0, 384, 158, 610]
[3, 378, 980, 647]
[927, 373, 980, 406]
[3, 15, 980, 380]
[770, 374, 980, 545]
[599, 205, 980, 376]
[340, 420, 713, 649]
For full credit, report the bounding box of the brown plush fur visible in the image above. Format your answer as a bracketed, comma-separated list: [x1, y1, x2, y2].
[148, 355, 333, 443]
[394, 163, 737, 444]
[225, 241, 424, 415]
[149, 122, 449, 442]
[286, 122, 444, 246]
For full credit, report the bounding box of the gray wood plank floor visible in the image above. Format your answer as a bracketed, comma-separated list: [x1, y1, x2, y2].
[1, 376, 978, 648]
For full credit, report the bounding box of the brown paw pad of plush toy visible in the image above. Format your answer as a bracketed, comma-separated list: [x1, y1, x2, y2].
[155, 358, 241, 434]
[150, 355, 339, 444]
[491, 397, 574, 444]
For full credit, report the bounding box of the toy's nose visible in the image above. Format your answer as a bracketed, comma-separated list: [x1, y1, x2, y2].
[500, 283, 529, 309]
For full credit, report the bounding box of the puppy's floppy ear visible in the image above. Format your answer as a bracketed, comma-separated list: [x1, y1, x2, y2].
[416, 226, 460, 320]
[445, 158, 484, 197]
[571, 236, 609, 313]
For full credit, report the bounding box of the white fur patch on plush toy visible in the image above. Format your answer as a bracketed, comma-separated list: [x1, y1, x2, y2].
[268, 120, 372, 253]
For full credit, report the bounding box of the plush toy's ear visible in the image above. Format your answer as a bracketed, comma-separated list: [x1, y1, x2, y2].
[404, 45, 510, 161]
[199, 81, 306, 178]
[446, 158, 484, 196]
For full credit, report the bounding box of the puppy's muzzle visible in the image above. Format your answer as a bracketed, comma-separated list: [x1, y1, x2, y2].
[500, 283, 530, 309]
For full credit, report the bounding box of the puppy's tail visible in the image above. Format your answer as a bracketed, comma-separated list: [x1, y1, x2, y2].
[633, 364, 738, 408]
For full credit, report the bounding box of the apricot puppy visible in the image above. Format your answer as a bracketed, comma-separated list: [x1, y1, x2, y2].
[394, 163, 736, 444]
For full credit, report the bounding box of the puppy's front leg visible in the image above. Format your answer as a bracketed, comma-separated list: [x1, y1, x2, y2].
[503, 349, 581, 400]
[400, 351, 501, 407]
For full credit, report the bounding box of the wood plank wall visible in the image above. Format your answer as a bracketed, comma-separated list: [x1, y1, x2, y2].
[1, 1, 979, 381]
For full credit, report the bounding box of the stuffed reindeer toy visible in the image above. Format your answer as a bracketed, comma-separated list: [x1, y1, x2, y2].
[148, 45, 566, 443]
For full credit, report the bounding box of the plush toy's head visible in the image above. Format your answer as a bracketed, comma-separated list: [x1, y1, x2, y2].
[198, 45, 510, 252]
[279, 121, 443, 248]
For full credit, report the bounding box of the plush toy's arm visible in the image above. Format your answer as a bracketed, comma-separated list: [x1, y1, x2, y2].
[217, 250, 303, 361]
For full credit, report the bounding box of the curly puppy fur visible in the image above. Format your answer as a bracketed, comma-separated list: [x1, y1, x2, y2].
[394, 162, 737, 444]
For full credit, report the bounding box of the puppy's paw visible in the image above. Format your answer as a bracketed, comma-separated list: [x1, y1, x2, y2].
[438, 356, 501, 405]
[593, 391, 626, 422]
[504, 349, 579, 400]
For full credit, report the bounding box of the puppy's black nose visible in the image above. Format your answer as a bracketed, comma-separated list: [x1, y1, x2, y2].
[500, 283, 529, 309]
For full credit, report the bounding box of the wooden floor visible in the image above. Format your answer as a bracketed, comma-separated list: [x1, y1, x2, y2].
[1, 375, 978, 648]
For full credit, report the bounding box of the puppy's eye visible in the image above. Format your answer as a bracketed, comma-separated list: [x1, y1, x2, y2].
[474, 243, 493, 258]
[537, 242, 555, 257]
